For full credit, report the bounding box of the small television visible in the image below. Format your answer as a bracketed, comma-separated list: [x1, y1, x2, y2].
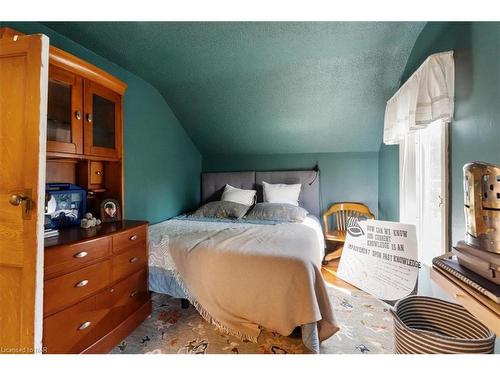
[45, 183, 86, 229]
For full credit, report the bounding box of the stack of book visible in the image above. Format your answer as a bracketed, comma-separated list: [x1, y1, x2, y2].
[44, 228, 59, 239]
[432, 253, 500, 304]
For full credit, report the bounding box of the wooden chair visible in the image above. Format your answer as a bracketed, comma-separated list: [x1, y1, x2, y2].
[322, 202, 375, 264]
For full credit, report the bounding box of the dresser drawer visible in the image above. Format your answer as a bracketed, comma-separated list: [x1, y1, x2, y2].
[112, 245, 147, 282]
[45, 236, 111, 278]
[44, 260, 111, 316]
[110, 269, 149, 325]
[90, 161, 104, 186]
[112, 224, 147, 254]
[43, 288, 114, 354]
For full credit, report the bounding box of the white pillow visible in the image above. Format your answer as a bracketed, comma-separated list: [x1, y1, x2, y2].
[221, 184, 256, 206]
[262, 181, 302, 206]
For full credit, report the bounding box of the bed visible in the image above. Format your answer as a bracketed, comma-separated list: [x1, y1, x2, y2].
[148, 170, 338, 353]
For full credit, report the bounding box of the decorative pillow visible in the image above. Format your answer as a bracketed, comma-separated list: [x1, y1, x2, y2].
[221, 184, 256, 206]
[246, 203, 309, 222]
[262, 181, 301, 206]
[191, 201, 251, 220]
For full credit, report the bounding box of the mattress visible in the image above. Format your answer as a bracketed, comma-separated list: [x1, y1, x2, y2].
[148, 215, 324, 294]
[147, 214, 328, 352]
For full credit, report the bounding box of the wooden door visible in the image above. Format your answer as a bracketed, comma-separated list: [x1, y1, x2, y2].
[83, 80, 122, 160]
[0, 34, 48, 353]
[47, 65, 83, 155]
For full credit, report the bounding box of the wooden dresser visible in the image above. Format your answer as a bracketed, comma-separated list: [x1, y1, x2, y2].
[0, 27, 151, 354]
[43, 221, 151, 353]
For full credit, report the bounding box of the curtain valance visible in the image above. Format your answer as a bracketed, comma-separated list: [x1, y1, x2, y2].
[383, 51, 454, 145]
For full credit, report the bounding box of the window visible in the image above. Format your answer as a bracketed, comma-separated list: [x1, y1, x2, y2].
[399, 120, 449, 266]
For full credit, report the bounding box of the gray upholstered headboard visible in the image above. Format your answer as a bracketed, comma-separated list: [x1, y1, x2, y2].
[201, 170, 320, 217]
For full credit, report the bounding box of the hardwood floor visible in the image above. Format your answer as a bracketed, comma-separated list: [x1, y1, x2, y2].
[321, 258, 358, 290]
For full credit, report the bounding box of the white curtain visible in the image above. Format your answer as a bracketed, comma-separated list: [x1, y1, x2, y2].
[386, 52, 453, 264]
[383, 51, 455, 145]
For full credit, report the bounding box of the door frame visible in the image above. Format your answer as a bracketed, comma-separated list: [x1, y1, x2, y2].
[399, 120, 449, 264]
[34, 34, 49, 353]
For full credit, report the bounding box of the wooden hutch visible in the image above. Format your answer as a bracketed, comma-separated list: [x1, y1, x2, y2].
[0, 28, 151, 354]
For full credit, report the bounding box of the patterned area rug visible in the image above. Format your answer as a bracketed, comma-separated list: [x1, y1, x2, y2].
[110, 285, 394, 354]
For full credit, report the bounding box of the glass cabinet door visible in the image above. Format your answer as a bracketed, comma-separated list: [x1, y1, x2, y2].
[83, 81, 121, 159]
[47, 66, 83, 154]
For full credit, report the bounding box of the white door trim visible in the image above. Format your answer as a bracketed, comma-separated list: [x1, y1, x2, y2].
[398, 120, 449, 264]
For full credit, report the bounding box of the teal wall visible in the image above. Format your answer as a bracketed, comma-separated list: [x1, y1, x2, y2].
[377, 144, 399, 221]
[203, 153, 379, 217]
[40, 22, 425, 155]
[14, 20, 498, 236]
[378, 22, 500, 245]
[2, 22, 202, 224]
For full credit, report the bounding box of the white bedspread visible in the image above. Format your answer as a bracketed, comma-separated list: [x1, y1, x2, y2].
[149, 215, 325, 271]
[148, 216, 337, 346]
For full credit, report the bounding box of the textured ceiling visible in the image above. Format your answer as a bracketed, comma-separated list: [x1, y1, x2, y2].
[42, 22, 425, 155]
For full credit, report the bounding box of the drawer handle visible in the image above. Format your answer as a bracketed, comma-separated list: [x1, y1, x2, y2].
[75, 279, 89, 288]
[129, 257, 138, 264]
[129, 234, 138, 241]
[74, 251, 88, 259]
[130, 290, 138, 298]
[78, 321, 91, 330]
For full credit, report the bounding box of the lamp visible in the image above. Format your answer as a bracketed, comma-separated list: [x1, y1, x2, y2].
[308, 163, 319, 186]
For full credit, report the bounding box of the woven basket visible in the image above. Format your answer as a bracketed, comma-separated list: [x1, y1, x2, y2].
[391, 296, 496, 354]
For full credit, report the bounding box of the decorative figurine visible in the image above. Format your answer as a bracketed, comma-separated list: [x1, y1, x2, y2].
[80, 212, 102, 229]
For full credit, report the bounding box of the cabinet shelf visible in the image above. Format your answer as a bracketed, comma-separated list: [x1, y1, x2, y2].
[46, 151, 120, 162]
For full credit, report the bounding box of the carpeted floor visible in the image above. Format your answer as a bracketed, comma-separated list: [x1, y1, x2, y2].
[110, 283, 394, 354]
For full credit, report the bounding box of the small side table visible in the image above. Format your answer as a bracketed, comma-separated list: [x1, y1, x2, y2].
[430, 267, 500, 337]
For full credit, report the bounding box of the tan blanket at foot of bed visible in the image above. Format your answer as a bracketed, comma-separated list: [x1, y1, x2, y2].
[168, 223, 339, 342]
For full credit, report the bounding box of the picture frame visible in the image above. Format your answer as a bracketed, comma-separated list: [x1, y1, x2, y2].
[100, 198, 121, 222]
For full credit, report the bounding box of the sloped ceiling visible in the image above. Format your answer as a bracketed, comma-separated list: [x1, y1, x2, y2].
[42, 22, 425, 155]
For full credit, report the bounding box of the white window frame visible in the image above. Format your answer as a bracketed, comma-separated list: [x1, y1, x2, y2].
[399, 120, 449, 265]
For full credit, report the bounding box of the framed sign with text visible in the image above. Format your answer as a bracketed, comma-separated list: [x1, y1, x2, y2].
[337, 219, 420, 301]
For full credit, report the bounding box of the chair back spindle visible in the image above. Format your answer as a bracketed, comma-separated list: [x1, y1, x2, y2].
[322, 203, 375, 243]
